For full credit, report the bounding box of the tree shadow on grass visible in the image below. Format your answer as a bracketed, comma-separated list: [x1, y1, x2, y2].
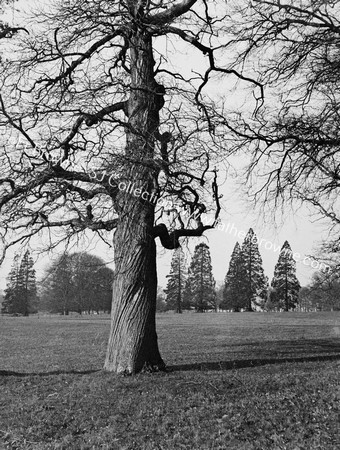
[168, 353, 340, 372]
[0, 369, 101, 377]
[0, 339, 339, 377]
[168, 338, 340, 372]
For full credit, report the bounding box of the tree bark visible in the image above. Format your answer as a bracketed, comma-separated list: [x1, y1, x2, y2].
[104, 28, 166, 374]
[104, 211, 165, 374]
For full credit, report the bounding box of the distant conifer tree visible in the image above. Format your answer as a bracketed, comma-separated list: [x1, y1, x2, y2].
[1, 250, 38, 315]
[271, 241, 300, 311]
[18, 250, 38, 316]
[241, 229, 268, 311]
[184, 243, 216, 312]
[221, 242, 248, 311]
[164, 248, 188, 313]
[1, 254, 21, 315]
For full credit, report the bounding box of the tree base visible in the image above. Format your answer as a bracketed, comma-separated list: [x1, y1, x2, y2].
[104, 359, 167, 376]
[140, 360, 167, 374]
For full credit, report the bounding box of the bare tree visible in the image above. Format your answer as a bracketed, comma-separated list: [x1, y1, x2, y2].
[0, 0, 261, 374]
[222, 1, 340, 232]
[303, 270, 340, 312]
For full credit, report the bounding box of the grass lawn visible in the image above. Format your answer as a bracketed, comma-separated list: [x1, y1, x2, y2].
[0, 312, 339, 449]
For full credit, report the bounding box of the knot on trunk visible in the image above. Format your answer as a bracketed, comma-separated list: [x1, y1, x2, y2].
[153, 82, 165, 112]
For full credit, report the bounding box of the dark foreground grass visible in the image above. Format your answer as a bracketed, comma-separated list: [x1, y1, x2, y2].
[0, 312, 339, 449]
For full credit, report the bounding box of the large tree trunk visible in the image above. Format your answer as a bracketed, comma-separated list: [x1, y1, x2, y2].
[104, 209, 165, 374]
[104, 27, 166, 374]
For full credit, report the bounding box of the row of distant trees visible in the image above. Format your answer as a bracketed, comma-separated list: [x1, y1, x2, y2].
[1, 251, 114, 316]
[163, 242, 216, 313]
[162, 229, 301, 313]
[2, 238, 339, 317]
[222, 230, 300, 312]
[299, 271, 340, 312]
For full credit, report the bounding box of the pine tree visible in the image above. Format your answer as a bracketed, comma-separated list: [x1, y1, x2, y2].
[1, 254, 21, 314]
[18, 250, 38, 316]
[271, 241, 301, 311]
[184, 243, 216, 312]
[221, 242, 248, 312]
[1, 251, 37, 315]
[241, 229, 268, 311]
[164, 248, 187, 313]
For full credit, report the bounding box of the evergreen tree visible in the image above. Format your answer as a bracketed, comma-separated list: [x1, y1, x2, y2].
[1, 251, 37, 315]
[18, 250, 38, 316]
[221, 242, 248, 312]
[271, 241, 301, 311]
[164, 248, 187, 313]
[184, 243, 216, 312]
[241, 229, 268, 311]
[1, 254, 21, 314]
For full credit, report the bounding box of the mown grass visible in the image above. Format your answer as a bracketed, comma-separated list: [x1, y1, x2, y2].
[0, 312, 339, 449]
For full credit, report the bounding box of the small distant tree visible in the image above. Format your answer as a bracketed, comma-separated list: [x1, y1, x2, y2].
[301, 270, 340, 312]
[221, 242, 248, 312]
[1, 254, 21, 314]
[215, 282, 224, 311]
[41, 252, 113, 314]
[241, 229, 268, 311]
[265, 286, 280, 312]
[298, 286, 314, 312]
[1, 250, 37, 315]
[184, 243, 216, 312]
[95, 266, 113, 313]
[271, 241, 300, 311]
[40, 254, 73, 315]
[164, 248, 187, 313]
[156, 287, 167, 313]
[18, 250, 38, 316]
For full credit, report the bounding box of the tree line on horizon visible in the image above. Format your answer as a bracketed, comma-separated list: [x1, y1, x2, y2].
[1, 251, 114, 316]
[162, 228, 302, 313]
[1, 232, 339, 316]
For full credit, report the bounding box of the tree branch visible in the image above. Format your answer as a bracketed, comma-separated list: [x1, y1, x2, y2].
[164, 26, 264, 112]
[25, 30, 125, 92]
[83, 101, 127, 126]
[147, 0, 198, 25]
[43, 218, 119, 232]
[0, 25, 28, 39]
[153, 220, 213, 249]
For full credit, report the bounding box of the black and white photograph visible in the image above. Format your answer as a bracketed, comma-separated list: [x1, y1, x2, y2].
[0, 0, 339, 448]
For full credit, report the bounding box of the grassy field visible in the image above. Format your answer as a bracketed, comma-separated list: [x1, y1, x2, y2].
[0, 312, 339, 449]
